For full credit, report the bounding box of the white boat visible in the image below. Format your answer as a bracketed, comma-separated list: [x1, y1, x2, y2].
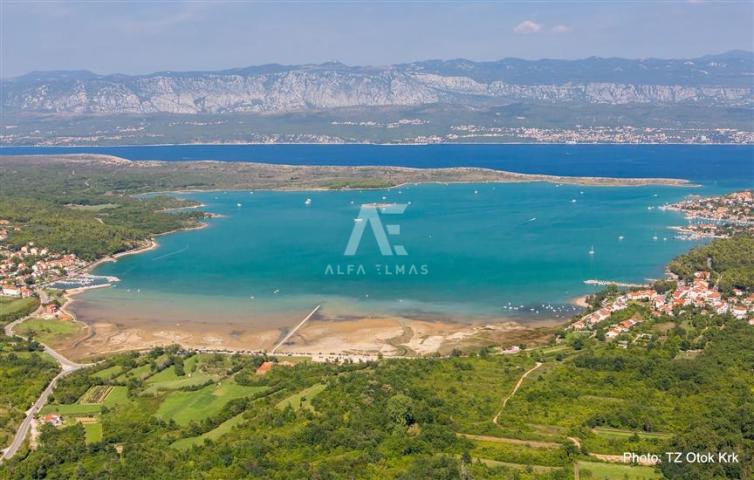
[237, 203, 242, 207]
[571, 199, 577, 203]
[354, 218, 364, 223]
[618, 235, 624, 240]
[304, 198, 312, 206]
[588, 246, 595, 255]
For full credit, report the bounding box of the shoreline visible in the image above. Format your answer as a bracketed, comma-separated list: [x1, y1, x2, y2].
[57, 218, 575, 360]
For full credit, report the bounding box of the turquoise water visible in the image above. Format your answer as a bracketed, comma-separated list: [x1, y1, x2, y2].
[73, 182, 706, 328]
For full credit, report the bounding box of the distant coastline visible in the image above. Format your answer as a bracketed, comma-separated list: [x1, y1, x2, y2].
[0, 153, 694, 188]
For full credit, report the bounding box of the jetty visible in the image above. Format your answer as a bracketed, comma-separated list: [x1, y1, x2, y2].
[271, 304, 321, 354]
[584, 279, 649, 288]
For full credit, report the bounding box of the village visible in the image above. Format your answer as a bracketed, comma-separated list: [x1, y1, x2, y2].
[570, 268, 754, 342]
[662, 189, 754, 240]
[0, 220, 87, 316]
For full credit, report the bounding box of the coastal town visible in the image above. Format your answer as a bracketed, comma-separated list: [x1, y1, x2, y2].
[445, 125, 754, 145]
[662, 189, 754, 239]
[570, 270, 754, 340]
[570, 189, 754, 341]
[0, 222, 87, 315]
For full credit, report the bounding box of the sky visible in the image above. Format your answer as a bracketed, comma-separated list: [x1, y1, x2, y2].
[1, 1, 753, 78]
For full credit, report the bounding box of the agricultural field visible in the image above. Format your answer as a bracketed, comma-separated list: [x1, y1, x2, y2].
[103, 386, 129, 408]
[155, 381, 268, 426]
[91, 365, 123, 380]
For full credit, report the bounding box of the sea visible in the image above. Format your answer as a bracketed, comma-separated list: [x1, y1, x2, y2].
[2, 144, 752, 329]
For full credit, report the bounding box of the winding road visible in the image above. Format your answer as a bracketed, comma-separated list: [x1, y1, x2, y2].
[1, 309, 91, 462]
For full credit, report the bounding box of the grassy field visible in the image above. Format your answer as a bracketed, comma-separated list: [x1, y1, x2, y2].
[577, 460, 662, 479]
[15, 317, 83, 345]
[114, 363, 154, 382]
[155, 382, 267, 426]
[276, 383, 326, 411]
[103, 386, 129, 408]
[0, 296, 38, 324]
[40, 403, 102, 416]
[143, 366, 215, 394]
[171, 412, 248, 450]
[83, 422, 103, 444]
[91, 365, 123, 380]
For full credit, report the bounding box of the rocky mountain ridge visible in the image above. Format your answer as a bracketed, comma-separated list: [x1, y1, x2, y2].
[3, 52, 752, 115]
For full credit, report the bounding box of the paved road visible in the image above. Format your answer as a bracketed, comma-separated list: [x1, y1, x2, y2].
[1, 307, 91, 462]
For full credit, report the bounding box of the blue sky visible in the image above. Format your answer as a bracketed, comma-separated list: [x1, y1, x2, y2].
[1, 1, 752, 77]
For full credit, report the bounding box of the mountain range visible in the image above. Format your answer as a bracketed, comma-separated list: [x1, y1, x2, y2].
[3, 51, 753, 116]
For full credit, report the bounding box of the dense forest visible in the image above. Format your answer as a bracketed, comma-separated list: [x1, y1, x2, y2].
[669, 236, 754, 295]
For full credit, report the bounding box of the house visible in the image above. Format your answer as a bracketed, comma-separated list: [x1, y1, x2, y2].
[1, 284, 21, 297]
[42, 413, 63, 427]
[731, 305, 748, 320]
[570, 320, 587, 331]
[605, 328, 621, 339]
[611, 296, 628, 312]
[255, 361, 274, 375]
[743, 294, 754, 307]
[45, 304, 59, 315]
[628, 289, 654, 301]
[619, 319, 638, 330]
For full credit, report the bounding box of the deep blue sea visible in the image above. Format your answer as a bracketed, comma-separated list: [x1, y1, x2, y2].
[6, 144, 751, 331]
[1, 144, 752, 189]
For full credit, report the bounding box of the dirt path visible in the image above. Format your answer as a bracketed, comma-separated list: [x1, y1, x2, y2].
[492, 362, 542, 425]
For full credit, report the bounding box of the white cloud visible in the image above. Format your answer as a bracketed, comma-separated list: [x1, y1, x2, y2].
[513, 20, 543, 34]
[551, 25, 573, 34]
